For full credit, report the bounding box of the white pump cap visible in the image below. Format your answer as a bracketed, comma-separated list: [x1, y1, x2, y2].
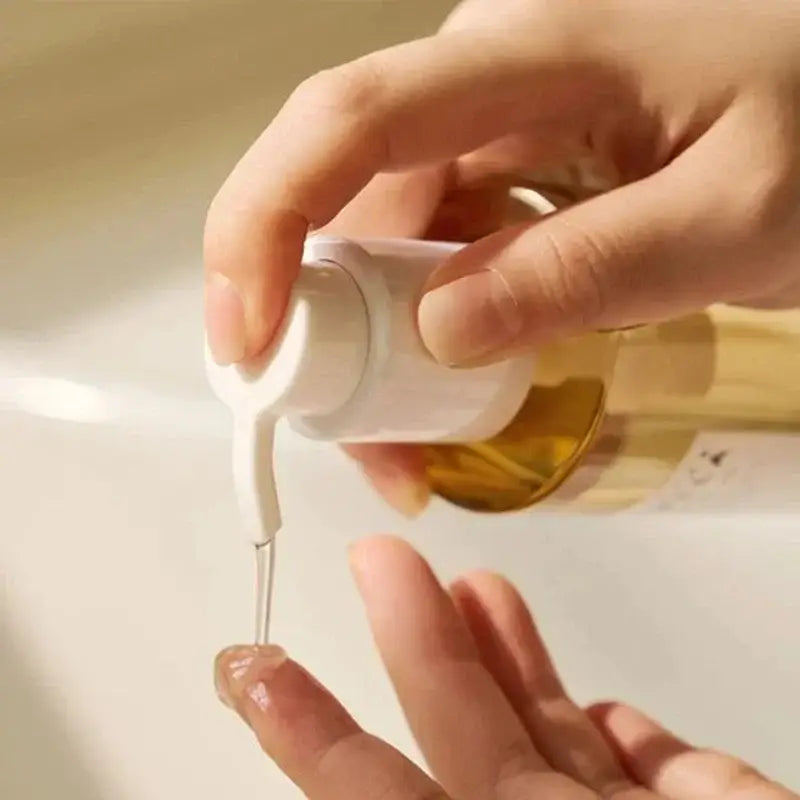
[206, 236, 537, 544]
[208, 236, 537, 444]
[287, 237, 537, 443]
[207, 258, 369, 420]
[206, 253, 369, 546]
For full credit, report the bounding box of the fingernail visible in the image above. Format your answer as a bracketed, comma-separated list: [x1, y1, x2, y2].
[362, 464, 430, 518]
[214, 644, 287, 711]
[418, 270, 522, 365]
[205, 273, 247, 364]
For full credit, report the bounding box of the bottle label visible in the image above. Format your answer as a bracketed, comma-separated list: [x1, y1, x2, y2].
[635, 432, 800, 512]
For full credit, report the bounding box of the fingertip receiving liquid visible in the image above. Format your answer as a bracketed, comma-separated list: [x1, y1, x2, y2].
[214, 644, 287, 711]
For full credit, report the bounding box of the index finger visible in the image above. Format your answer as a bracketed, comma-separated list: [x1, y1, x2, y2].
[204, 19, 610, 361]
[214, 644, 450, 800]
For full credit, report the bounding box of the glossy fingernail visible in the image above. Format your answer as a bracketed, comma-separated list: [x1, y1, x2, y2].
[362, 463, 430, 518]
[205, 273, 247, 364]
[418, 270, 522, 365]
[214, 644, 287, 711]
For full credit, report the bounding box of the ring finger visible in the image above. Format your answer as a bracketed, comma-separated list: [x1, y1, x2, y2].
[451, 571, 654, 800]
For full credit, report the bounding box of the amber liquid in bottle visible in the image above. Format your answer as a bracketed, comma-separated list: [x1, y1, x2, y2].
[425, 306, 800, 513]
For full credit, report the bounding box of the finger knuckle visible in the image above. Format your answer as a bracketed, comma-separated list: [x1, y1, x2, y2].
[533, 219, 615, 330]
[290, 60, 386, 121]
[495, 757, 594, 800]
[492, 737, 540, 793]
[286, 60, 390, 168]
[730, 160, 799, 242]
[727, 99, 800, 240]
[698, 749, 767, 794]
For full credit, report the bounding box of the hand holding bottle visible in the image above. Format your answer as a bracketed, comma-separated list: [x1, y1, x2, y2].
[215, 536, 798, 800]
[204, 0, 800, 515]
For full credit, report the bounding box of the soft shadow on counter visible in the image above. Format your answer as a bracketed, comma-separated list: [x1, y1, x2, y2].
[0, 613, 111, 800]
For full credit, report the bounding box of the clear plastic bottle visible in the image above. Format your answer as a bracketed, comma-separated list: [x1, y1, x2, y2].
[425, 305, 800, 512]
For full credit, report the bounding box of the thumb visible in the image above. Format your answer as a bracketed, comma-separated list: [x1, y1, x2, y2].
[417, 133, 762, 364]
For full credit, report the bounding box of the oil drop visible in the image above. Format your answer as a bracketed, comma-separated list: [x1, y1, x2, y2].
[230, 414, 281, 645]
[254, 538, 276, 645]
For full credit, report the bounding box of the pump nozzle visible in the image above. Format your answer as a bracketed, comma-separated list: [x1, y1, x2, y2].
[232, 415, 279, 645]
[233, 414, 280, 547]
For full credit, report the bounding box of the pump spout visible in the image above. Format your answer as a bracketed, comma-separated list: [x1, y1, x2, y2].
[232, 414, 281, 547]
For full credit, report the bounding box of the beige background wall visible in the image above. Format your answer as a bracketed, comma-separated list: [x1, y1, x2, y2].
[2, 5, 798, 800]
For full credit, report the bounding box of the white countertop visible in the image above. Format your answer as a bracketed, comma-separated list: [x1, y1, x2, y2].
[2, 6, 798, 798]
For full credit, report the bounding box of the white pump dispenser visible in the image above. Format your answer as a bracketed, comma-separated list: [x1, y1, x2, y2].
[207, 248, 371, 547]
[206, 235, 537, 549]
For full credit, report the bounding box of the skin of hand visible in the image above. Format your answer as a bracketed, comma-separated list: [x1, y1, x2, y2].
[214, 536, 797, 800]
[204, 0, 800, 516]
